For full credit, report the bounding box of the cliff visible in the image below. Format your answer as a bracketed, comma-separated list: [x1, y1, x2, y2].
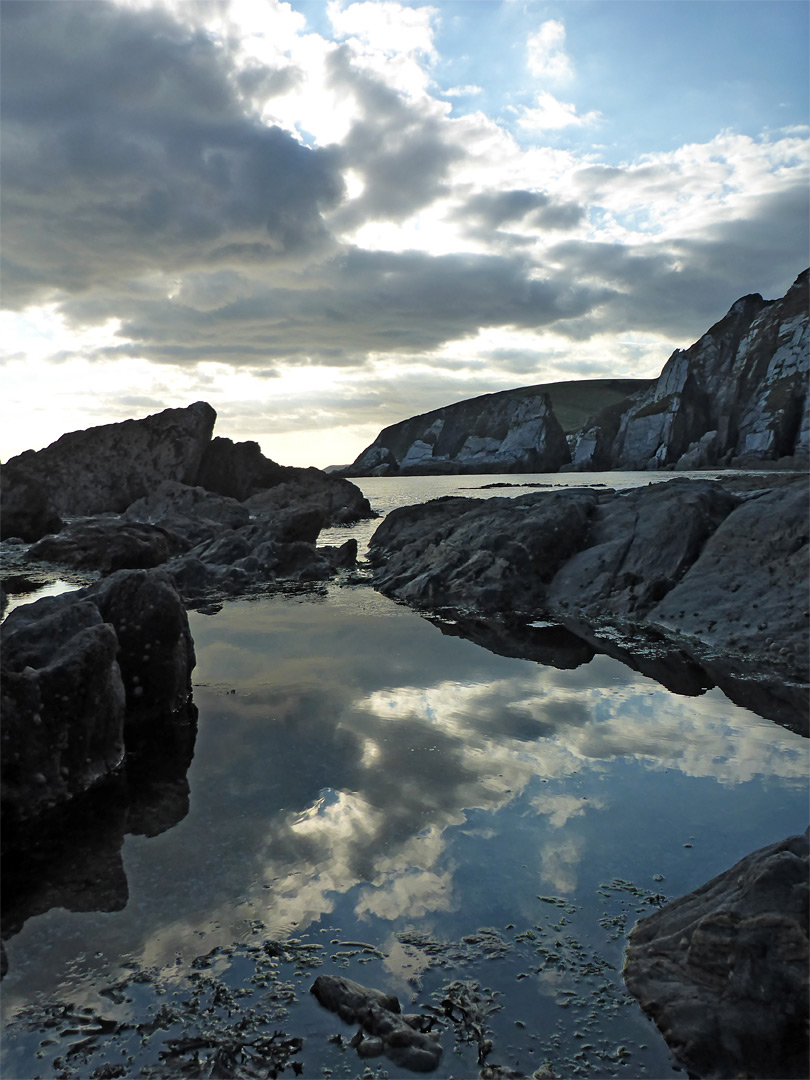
[570, 268, 809, 470]
[344, 380, 648, 477]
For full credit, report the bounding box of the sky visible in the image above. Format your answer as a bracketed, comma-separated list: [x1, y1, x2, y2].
[1, 0, 808, 469]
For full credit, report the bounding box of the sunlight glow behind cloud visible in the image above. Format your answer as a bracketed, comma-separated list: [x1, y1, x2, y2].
[0, 0, 807, 466]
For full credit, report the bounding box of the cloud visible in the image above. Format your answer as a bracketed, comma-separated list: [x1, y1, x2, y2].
[0, 0, 807, 468]
[527, 19, 573, 83]
[517, 91, 601, 132]
[0, 1, 344, 308]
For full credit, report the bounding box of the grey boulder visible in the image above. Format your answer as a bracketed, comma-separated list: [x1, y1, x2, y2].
[624, 830, 809, 1079]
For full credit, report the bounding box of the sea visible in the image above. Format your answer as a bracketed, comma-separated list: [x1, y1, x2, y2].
[1, 471, 807, 1080]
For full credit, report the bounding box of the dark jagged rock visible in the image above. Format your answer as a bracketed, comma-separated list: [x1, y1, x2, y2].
[368, 490, 597, 612]
[1, 402, 216, 540]
[244, 466, 374, 525]
[571, 269, 809, 470]
[196, 436, 374, 523]
[27, 519, 188, 572]
[545, 479, 738, 618]
[346, 389, 571, 476]
[650, 482, 810, 681]
[624, 830, 810, 1080]
[88, 569, 196, 723]
[195, 436, 287, 500]
[0, 569, 195, 828]
[367, 478, 809, 728]
[311, 974, 443, 1072]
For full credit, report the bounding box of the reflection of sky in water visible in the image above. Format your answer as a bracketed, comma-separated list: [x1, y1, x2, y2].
[2, 582, 807, 1074]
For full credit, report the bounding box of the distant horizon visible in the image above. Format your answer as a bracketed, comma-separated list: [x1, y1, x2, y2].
[2, 1, 807, 469]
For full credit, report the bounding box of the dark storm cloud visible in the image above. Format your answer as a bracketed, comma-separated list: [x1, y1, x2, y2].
[64, 246, 612, 365]
[0, 1, 344, 307]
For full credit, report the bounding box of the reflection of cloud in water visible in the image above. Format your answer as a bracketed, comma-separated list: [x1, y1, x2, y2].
[19, 594, 798, 988]
[532, 792, 606, 828]
[540, 833, 587, 894]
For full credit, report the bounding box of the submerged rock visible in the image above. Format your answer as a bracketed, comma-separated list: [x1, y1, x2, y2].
[311, 974, 443, 1072]
[624, 830, 810, 1079]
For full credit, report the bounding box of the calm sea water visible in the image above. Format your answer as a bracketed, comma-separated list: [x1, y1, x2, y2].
[2, 472, 807, 1080]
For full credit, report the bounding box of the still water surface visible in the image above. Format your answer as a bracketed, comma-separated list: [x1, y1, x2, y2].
[2, 473, 807, 1079]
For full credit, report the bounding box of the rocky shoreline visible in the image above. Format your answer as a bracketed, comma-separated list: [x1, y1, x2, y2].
[2, 401, 808, 1079]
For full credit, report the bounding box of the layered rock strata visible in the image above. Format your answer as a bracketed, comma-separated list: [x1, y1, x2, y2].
[367, 478, 809, 728]
[571, 268, 809, 470]
[346, 389, 571, 476]
[624, 830, 809, 1080]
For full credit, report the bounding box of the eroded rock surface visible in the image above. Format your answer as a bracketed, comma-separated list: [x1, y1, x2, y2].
[624, 830, 810, 1079]
[1, 569, 195, 828]
[571, 268, 809, 470]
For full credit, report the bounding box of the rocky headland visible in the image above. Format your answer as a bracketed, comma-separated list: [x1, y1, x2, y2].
[343, 269, 808, 477]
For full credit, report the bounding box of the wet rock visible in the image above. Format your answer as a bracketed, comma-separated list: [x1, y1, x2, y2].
[311, 974, 443, 1072]
[545, 479, 738, 618]
[87, 569, 196, 722]
[368, 490, 597, 613]
[624, 830, 810, 1079]
[0, 569, 195, 826]
[1, 595, 126, 825]
[1, 402, 216, 540]
[124, 480, 251, 541]
[649, 480, 810, 681]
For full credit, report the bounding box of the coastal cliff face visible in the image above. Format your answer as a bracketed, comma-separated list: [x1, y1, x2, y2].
[347, 388, 571, 476]
[344, 269, 807, 477]
[571, 268, 809, 470]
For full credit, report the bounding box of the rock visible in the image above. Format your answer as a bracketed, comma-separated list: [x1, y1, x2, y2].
[27, 519, 187, 572]
[623, 830, 809, 1079]
[124, 480, 250, 542]
[87, 569, 196, 723]
[195, 436, 287, 500]
[606, 269, 809, 469]
[196, 436, 374, 524]
[347, 389, 571, 476]
[545, 479, 739, 618]
[368, 490, 597, 612]
[1, 402, 216, 540]
[367, 479, 809, 724]
[0, 461, 63, 542]
[0, 569, 195, 827]
[244, 467, 373, 525]
[311, 974, 442, 1073]
[649, 480, 810, 681]
[1, 595, 126, 825]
